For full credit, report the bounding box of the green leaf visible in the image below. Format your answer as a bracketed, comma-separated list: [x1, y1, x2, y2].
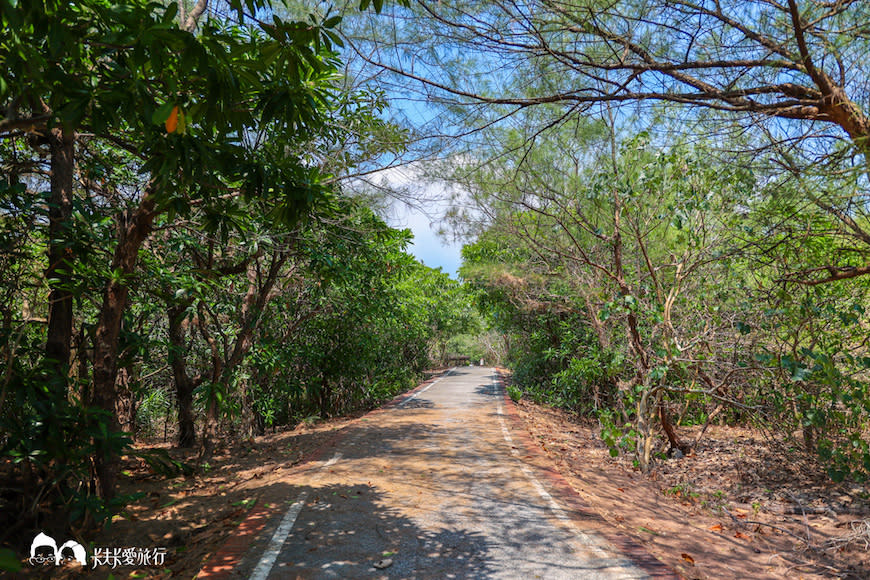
[649, 365, 668, 381]
[791, 366, 811, 382]
[176, 108, 187, 134]
[163, 1, 178, 23]
[0, 549, 22, 572]
[827, 468, 846, 483]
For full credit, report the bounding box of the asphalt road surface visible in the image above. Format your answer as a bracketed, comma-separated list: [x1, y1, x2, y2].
[235, 367, 664, 579]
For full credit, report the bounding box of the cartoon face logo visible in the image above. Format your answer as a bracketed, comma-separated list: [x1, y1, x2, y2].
[29, 532, 57, 566]
[29, 532, 86, 566]
[58, 540, 87, 566]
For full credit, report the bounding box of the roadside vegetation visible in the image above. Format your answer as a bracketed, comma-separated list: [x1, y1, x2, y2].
[348, 0, 870, 481]
[458, 128, 870, 479]
[0, 0, 482, 563]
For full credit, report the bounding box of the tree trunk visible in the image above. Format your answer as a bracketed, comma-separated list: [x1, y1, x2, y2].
[635, 384, 654, 473]
[580, 290, 613, 410]
[659, 402, 686, 454]
[44, 128, 75, 390]
[91, 189, 157, 501]
[195, 300, 223, 457]
[177, 379, 198, 448]
[167, 302, 198, 448]
[319, 375, 331, 418]
[200, 251, 288, 452]
[252, 374, 269, 437]
[201, 394, 219, 457]
[239, 376, 255, 439]
[115, 365, 138, 437]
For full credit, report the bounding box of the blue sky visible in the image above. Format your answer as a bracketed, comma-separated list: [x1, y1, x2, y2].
[390, 201, 463, 278]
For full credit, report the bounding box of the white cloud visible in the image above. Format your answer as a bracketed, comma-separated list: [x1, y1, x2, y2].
[361, 164, 465, 278]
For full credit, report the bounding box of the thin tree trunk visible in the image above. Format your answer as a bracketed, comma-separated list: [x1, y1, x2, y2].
[91, 188, 157, 500]
[659, 402, 686, 454]
[319, 375, 331, 418]
[580, 290, 611, 410]
[167, 302, 199, 448]
[635, 384, 654, 473]
[44, 128, 75, 390]
[195, 301, 223, 457]
[115, 365, 138, 436]
[693, 404, 723, 448]
[200, 251, 288, 452]
[73, 325, 91, 402]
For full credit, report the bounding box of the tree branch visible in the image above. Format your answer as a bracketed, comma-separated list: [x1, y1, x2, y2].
[784, 263, 870, 285]
[786, 0, 833, 94]
[0, 115, 50, 137]
[183, 0, 208, 32]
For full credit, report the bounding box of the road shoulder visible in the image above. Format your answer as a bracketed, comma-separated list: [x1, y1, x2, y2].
[509, 387, 864, 579]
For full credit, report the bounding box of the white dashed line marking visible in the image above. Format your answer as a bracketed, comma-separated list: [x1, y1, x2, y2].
[249, 491, 308, 580]
[493, 376, 619, 560]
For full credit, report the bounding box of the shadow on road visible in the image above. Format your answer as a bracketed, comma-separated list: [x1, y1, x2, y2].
[265, 483, 495, 579]
[443, 368, 475, 377]
[395, 397, 436, 410]
[227, 369, 649, 580]
[474, 380, 501, 398]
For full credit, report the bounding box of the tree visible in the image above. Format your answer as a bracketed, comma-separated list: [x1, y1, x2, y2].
[400, 265, 479, 365]
[1, 0, 349, 506]
[458, 113, 765, 469]
[349, 0, 870, 282]
[355, 0, 869, 157]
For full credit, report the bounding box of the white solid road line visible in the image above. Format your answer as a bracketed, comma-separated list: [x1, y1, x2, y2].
[493, 375, 631, 563]
[249, 370, 455, 578]
[249, 452, 343, 580]
[398, 367, 454, 407]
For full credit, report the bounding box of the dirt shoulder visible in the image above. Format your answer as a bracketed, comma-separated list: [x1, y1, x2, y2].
[513, 398, 870, 580]
[16, 371, 448, 579]
[21, 415, 356, 579]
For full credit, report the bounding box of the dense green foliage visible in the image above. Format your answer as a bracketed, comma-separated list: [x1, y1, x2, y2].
[344, 0, 870, 480]
[0, 0, 471, 541]
[4, 1, 870, 562]
[460, 127, 870, 478]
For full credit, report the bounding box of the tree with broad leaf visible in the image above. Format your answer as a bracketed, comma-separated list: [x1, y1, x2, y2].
[0, 0, 359, 502]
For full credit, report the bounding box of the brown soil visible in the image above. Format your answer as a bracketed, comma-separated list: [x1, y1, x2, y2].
[14, 375, 870, 579]
[16, 415, 359, 579]
[514, 398, 870, 580]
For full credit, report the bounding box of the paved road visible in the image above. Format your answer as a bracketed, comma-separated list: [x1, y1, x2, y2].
[237, 367, 661, 579]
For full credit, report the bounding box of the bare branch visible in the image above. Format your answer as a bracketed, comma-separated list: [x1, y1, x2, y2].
[183, 0, 208, 32]
[786, 263, 870, 285]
